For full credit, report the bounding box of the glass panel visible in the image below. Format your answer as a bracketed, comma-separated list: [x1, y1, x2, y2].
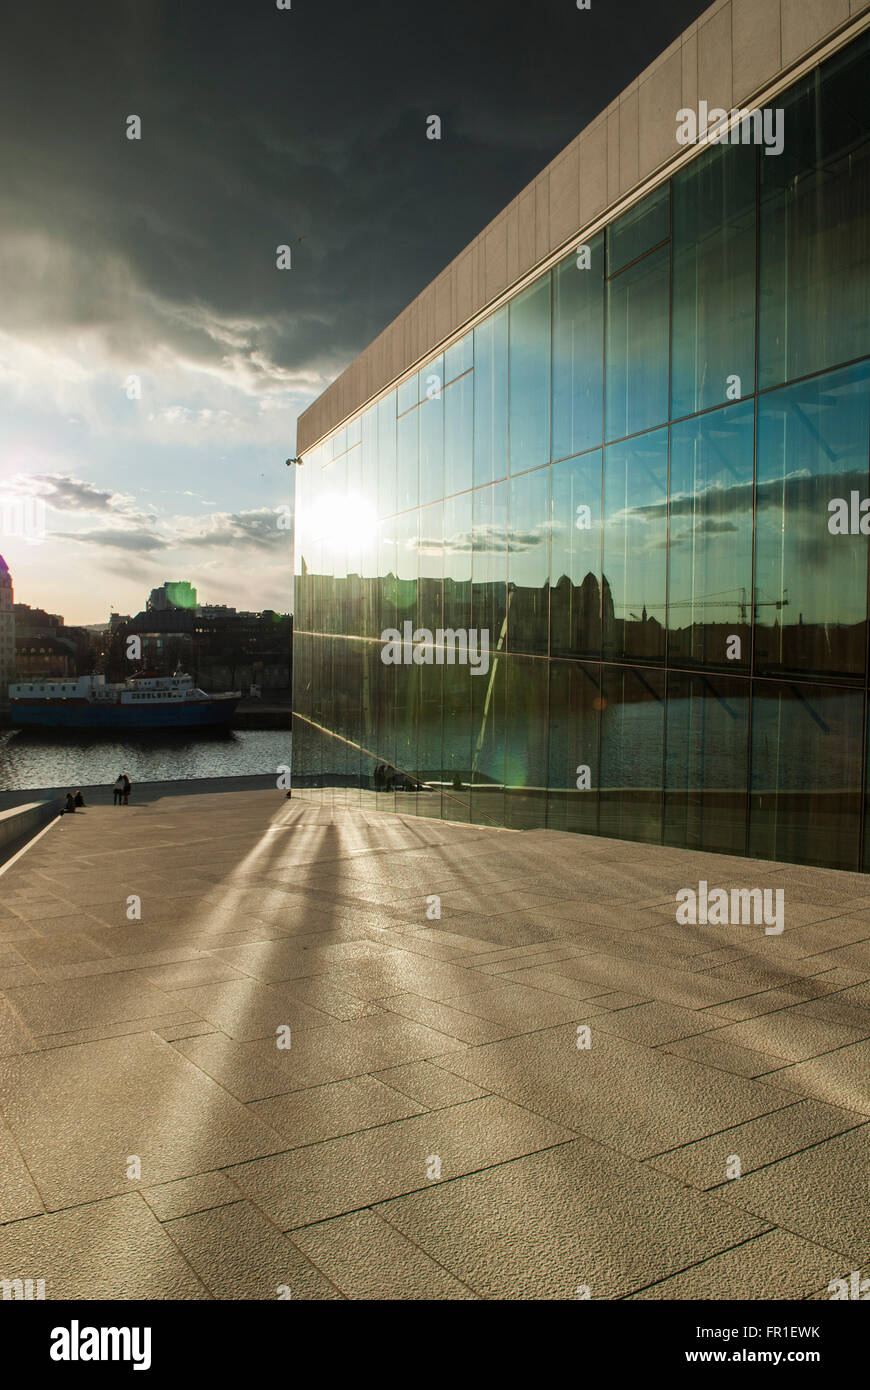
[377, 393, 397, 518]
[552, 232, 604, 461]
[474, 306, 508, 486]
[418, 500, 443, 634]
[377, 518, 397, 637]
[668, 400, 754, 669]
[396, 406, 419, 513]
[347, 416, 361, 447]
[664, 672, 748, 855]
[599, 665, 665, 844]
[607, 183, 669, 275]
[397, 372, 418, 415]
[442, 661, 471, 822]
[606, 243, 670, 440]
[509, 277, 551, 473]
[508, 467, 550, 656]
[547, 659, 601, 835]
[443, 491, 472, 633]
[445, 332, 473, 383]
[550, 451, 602, 659]
[472, 482, 507, 649]
[755, 362, 870, 679]
[504, 656, 548, 829]
[394, 509, 418, 638]
[444, 371, 473, 498]
[394, 660, 419, 814]
[749, 681, 862, 870]
[470, 645, 505, 828]
[417, 660, 443, 821]
[603, 427, 668, 662]
[759, 32, 870, 390]
[419, 382, 444, 506]
[672, 141, 756, 418]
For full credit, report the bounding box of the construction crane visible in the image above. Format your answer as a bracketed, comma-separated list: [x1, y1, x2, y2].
[624, 589, 788, 623]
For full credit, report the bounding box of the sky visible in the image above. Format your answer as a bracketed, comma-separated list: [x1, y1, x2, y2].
[0, 0, 712, 625]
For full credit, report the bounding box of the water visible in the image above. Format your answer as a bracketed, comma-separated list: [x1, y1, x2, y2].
[0, 728, 292, 793]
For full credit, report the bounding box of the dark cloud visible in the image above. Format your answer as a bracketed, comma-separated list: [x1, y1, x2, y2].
[0, 0, 713, 409]
[28, 474, 124, 514]
[180, 508, 291, 551]
[63, 527, 168, 552]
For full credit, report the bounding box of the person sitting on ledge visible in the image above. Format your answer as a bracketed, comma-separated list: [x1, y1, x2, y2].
[64, 792, 76, 813]
[74, 790, 85, 808]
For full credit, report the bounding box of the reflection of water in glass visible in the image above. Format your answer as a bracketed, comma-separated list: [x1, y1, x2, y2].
[292, 696, 860, 791]
[0, 729, 292, 792]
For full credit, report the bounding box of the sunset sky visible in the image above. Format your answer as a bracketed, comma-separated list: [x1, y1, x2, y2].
[0, 0, 708, 625]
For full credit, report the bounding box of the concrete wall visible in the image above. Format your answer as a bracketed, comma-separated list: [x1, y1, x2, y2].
[0, 799, 61, 856]
[297, 0, 870, 453]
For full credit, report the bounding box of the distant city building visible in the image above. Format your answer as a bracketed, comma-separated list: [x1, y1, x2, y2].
[147, 580, 197, 612]
[0, 556, 16, 696]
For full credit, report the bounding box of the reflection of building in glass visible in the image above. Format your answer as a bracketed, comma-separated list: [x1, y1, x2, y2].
[293, 8, 870, 872]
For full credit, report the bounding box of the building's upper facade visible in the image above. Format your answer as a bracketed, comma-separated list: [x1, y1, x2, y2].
[292, 1, 870, 874]
[298, 0, 870, 455]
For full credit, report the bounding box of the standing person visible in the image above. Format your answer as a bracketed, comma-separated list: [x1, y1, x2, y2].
[122, 773, 132, 805]
[113, 775, 125, 806]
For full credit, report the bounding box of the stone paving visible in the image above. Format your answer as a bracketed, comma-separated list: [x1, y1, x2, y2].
[1, 787, 869, 1300]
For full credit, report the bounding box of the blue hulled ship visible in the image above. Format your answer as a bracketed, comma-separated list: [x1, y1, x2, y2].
[9, 670, 240, 730]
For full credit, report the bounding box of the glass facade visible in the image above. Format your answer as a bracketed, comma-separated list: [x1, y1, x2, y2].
[293, 31, 870, 873]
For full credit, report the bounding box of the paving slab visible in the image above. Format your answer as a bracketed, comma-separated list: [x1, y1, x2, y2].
[291, 1209, 478, 1299]
[0, 1193, 211, 1299]
[228, 1095, 574, 1229]
[0, 1032, 284, 1208]
[378, 1139, 767, 1300]
[5, 788, 870, 1300]
[164, 1200, 343, 1300]
[433, 1023, 797, 1158]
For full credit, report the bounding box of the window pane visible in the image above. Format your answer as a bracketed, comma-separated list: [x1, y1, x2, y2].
[418, 500, 443, 634]
[377, 393, 397, 518]
[599, 665, 664, 844]
[394, 509, 418, 637]
[509, 277, 551, 473]
[749, 681, 862, 870]
[444, 371, 473, 498]
[474, 307, 508, 486]
[672, 141, 756, 418]
[419, 386, 443, 506]
[396, 406, 419, 512]
[603, 427, 667, 662]
[551, 451, 602, 659]
[668, 400, 754, 668]
[547, 659, 601, 835]
[553, 232, 604, 460]
[397, 372, 418, 415]
[445, 332, 473, 384]
[508, 467, 550, 655]
[504, 655, 548, 829]
[470, 645, 504, 827]
[754, 362, 870, 679]
[443, 491, 472, 633]
[472, 481, 507, 644]
[606, 244, 669, 440]
[607, 182, 669, 274]
[664, 672, 748, 855]
[759, 32, 870, 389]
[442, 661, 471, 823]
